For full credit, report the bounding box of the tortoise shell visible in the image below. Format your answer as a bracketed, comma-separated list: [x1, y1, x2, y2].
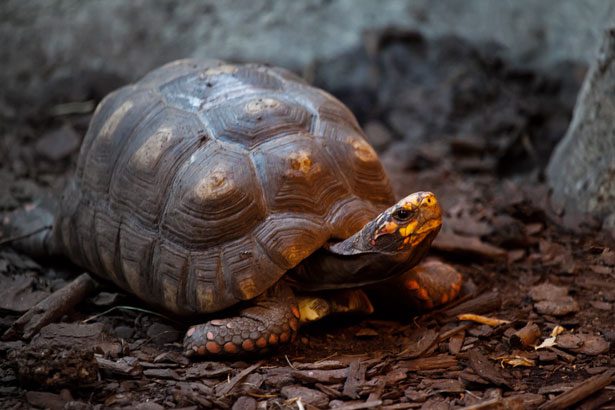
[52, 59, 396, 314]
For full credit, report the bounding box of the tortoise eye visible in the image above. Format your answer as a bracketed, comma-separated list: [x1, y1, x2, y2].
[393, 209, 412, 221]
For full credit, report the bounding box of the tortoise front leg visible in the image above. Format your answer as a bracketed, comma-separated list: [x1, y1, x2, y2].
[183, 282, 300, 357]
[368, 260, 463, 312]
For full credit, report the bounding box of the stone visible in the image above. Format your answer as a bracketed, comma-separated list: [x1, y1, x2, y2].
[35, 126, 81, 161]
[547, 28, 615, 232]
[3, 1, 615, 109]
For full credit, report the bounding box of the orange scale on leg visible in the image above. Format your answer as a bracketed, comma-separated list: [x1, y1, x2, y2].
[256, 337, 267, 348]
[269, 334, 279, 345]
[280, 332, 290, 343]
[223, 342, 238, 354]
[242, 339, 255, 351]
[197, 345, 207, 356]
[406, 279, 420, 290]
[291, 305, 301, 319]
[206, 341, 221, 354]
[289, 318, 299, 331]
[416, 287, 430, 301]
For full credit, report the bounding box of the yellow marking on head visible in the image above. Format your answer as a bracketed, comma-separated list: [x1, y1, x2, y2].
[374, 220, 399, 241]
[399, 220, 418, 237]
[418, 219, 443, 234]
[399, 192, 439, 211]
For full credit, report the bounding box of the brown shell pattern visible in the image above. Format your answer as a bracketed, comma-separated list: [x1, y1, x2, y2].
[54, 59, 396, 314]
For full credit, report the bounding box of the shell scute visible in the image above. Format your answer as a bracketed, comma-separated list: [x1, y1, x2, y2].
[160, 142, 267, 248]
[109, 106, 208, 225]
[251, 134, 349, 215]
[204, 94, 312, 149]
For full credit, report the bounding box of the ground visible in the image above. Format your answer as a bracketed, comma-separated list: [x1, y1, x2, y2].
[0, 31, 613, 409]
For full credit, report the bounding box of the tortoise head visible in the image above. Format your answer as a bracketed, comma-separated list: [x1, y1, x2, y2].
[288, 191, 442, 291]
[368, 191, 442, 253]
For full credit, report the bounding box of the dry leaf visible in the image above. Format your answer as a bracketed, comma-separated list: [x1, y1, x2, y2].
[496, 355, 535, 367]
[457, 313, 510, 327]
[534, 336, 557, 350]
[550, 325, 565, 337]
[535, 325, 565, 350]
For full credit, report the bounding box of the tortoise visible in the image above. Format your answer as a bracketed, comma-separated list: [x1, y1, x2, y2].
[5, 59, 462, 357]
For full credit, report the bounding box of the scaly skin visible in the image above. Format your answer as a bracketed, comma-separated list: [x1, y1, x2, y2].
[183, 283, 299, 357]
[402, 260, 463, 309]
[368, 260, 463, 311]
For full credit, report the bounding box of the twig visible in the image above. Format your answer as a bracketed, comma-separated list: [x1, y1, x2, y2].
[438, 323, 471, 342]
[441, 291, 502, 319]
[2, 273, 96, 341]
[215, 361, 263, 397]
[285, 355, 297, 369]
[82, 305, 180, 325]
[538, 369, 615, 410]
[332, 401, 383, 410]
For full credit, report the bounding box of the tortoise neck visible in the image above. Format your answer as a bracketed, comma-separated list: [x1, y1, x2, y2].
[287, 229, 437, 292]
[326, 219, 380, 256]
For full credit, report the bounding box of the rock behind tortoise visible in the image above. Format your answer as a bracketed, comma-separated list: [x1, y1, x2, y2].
[50, 59, 396, 316]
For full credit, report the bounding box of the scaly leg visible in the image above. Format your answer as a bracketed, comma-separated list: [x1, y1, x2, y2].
[183, 282, 300, 357]
[368, 260, 463, 312]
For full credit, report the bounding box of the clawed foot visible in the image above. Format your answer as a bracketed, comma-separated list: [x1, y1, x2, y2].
[183, 284, 300, 357]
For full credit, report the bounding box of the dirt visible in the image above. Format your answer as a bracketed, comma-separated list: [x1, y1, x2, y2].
[1, 30, 614, 409]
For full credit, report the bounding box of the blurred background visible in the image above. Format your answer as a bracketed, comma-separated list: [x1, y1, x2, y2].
[1, 4, 615, 408]
[1, 0, 614, 101]
[1, 0, 614, 229]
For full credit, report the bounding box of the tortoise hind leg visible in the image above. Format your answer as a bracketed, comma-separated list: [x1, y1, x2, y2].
[1, 194, 57, 257]
[184, 282, 301, 357]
